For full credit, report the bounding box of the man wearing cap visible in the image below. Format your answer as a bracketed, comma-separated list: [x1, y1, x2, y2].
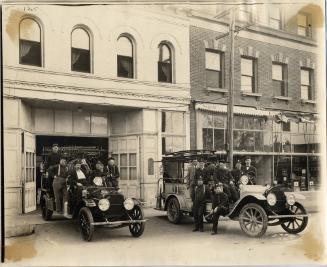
[185, 159, 198, 201]
[209, 183, 229, 235]
[192, 177, 206, 232]
[46, 144, 61, 170]
[105, 157, 120, 189]
[231, 160, 243, 185]
[241, 157, 257, 184]
[48, 157, 69, 214]
[195, 160, 207, 185]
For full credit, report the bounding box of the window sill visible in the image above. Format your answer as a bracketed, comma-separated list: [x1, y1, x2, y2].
[273, 96, 293, 101]
[301, 99, 316, 104]
[241, 91, 262, 99]
[207, 87, 228, 93]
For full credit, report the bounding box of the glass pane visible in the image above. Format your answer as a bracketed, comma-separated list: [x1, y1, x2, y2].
[172, 112, 184, 134]
[159, 44, 171, 63]
[55, 110, 73, 133]
[241, 76, 253, 92]
[72, 48, 90, 73]
[243, 131, 255, 151]
[292, 156, 308, 191]
[206, 70, 221, 88]
[301, 85, 309, 100]
[91, 113, 108, 135]
[120, 167, 128, 180]
[117, 55, 133, 78]
[244, 117, 255, 129]
[273, 132, 282, 152]
[164, 112, 173, 133]
[274, 156, 291, 185]
[73, 111, 90, 134]
[158, 62, 172, 83]
[202, 128, 213, 150]
[273, 80, 284, 96]
[233, 130, 244, 150]
[72, 28, 89, 50]
[272, 64, 283, 80]
[205, 51, 220, 71]
[297, 14, 307, 27]
[254, 131, 264, 151]
[118, 36, 133, 57]
[202, 113, 213, 128]
[301, 69, 310, 85]
[129, 153, 137, 166]
[263, 131, 273, 152]
[163, 136, 173, 153]
[130, 167, 137, 180]
[213, 114, 225, 128]
[282, 133, 292, 152]
[148, 158, 154, 175]
[20, 19, 40, 42]
[214, 129, 224, 150]
[241, 58, 253, 76]
[20, 40, 41, 66]
[234, 116, 244, 129]
[172, 137, 184, 152]
[120, 154, 128, 166]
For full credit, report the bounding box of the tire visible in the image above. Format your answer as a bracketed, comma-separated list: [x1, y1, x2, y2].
[281, 202, 308, 234]
[41, 195, 53, 221]
[167, 197, 182, 224]
[78, 207, 94, 242]
[129, 206, 145, 238]
[239, 203, 268, 238]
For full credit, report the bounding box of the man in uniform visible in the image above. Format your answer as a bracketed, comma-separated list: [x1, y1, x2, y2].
[46, 144, 62, 190]
[185, 159, 198, 201]
[209, 183, 229, 235]
[192, 177, 206, 232]
[231, 160, 243, 185]
[105, 157, 120, 190]
[195, 160, 207, 184]
[241, 156, 257, 184]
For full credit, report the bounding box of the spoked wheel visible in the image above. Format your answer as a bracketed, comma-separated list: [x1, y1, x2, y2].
[239, 203, 268, 237]
[167, 198, 182, 224]
[281, 202, 308, 234]
[41, 195, 53, 221]
[78, 207, 94, 242]
[129, 206, 145, 237]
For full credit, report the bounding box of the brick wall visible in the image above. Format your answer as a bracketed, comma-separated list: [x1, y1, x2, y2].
[190, 25, 318, 147]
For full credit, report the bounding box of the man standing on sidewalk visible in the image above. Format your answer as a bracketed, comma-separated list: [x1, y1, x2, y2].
[192, 177, 206, 232]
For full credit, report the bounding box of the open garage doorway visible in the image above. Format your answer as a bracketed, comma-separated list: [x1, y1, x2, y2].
[35, 135, 108, 204]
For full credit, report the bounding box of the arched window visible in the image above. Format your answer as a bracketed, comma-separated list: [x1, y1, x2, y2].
[19, 18, 42, 66]
[117, 36, 134, 78]
[71, 27, 91, 73]
[158, 43, 172, 83]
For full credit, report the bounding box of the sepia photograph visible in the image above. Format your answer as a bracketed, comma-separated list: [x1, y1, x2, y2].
[1, 0, 326, 265]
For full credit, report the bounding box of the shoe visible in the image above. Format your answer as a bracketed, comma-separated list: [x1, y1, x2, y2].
[192, 228, 199, 232]
[64, 213, 73, 219]
[211, 231, 217, 235]
[199, 228, 204, 232]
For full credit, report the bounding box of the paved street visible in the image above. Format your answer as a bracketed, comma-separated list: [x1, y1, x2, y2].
[4, 208, 325, 266]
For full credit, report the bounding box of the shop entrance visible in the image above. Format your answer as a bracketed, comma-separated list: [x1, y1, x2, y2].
[35, 135, 109, 204]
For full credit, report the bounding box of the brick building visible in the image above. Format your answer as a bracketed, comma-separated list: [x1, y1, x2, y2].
[187, 3, 322, 201]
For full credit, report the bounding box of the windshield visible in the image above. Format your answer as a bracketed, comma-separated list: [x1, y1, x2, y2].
[163, 161, 188, 179]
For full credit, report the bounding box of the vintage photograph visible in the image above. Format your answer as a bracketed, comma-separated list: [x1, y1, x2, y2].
[1, 0, 326, 265]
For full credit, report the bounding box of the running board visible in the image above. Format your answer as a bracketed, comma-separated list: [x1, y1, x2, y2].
[268, 214, 309, 219]
[91, 219, 148, 226]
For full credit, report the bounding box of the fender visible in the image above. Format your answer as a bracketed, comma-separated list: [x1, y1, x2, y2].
[228, 195, 266, 219]
[164, 194, 188, 211]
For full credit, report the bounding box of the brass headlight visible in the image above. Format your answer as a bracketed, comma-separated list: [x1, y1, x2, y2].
[98, 198, 110, 211]
[267, 193, 277, 206]
[124, 198, 134, 210]
[286, 194, 296, 206]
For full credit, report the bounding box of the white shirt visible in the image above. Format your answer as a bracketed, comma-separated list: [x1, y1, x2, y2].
[76, 169, 86, 180]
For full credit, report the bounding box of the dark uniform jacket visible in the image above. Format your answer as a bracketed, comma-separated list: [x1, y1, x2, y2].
[46, 152, 61, 170]
[68, 169, 90, 187]
[212, 191, 229, 216]
[48, 164, 69, 179]
[231, 169, 243, 184]
[193, 184, 206, 205]
[195, 168, 207, 184]
[185, 165, 197, 186]
[241, 166, 257, 184]
[105, 165, 120, 179]
[215, 168, 233, 185]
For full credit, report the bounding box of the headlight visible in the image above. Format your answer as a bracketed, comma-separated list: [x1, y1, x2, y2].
[240, 175, 249, 185]
[82, 189, 88, 197]
[93, 177, 103, 186]
[98, 198, 110, 211]
[124, 198, 134, 210]
[286, 194, 296, 206]
[267, 193, 277, 206]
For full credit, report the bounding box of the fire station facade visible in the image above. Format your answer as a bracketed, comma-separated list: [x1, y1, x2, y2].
[3, 5, 190, 214]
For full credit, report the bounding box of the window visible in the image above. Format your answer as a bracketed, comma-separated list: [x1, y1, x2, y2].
[202, 113, 225, 151]
[297, 13, 310, 36]
[269, 6, 281, 29]
[205, 50, 223, 88]
[25, 152, 36, 182]
[113, 153, 137, 180]
[241, 57, 256, 93]
[117, 36, 134, 78]
[158, 43, 172, 83]
[282, 121, 291, 132]
[19, 18, 42, 66]
[71, 28, 91, 73]
[272, 63, 287, 96]
[301, 68, 313, 100]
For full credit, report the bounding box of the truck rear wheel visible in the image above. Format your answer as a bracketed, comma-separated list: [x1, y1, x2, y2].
[41, 195, 53, 221]
[167, 198, 182, 224]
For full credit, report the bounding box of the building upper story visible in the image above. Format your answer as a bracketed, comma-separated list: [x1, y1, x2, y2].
[186, 2, 323, 114]
[3, 4, 191, 109]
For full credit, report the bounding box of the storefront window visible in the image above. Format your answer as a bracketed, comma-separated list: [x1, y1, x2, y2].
[202, 113, 225, 151]
[292, 156, 308, 191]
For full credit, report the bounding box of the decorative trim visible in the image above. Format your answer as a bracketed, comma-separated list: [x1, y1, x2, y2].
[239, 46, 260, 58]
[4, 79, 190, 104]
[207, 87, 228, 93]
[299, 58, 315, 69]
[203, 39, 226, 52]
[241, 91, 262, 97]
[271, 52, 289, 64]
[301, 99, 316, 104]
[273, 96, 293, 101]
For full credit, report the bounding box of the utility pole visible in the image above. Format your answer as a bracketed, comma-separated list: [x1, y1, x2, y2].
[227, 9, 235, 168]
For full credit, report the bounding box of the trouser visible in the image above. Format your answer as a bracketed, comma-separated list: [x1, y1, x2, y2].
[223, 184, 239, 203]
[193, 203, 205, 230]
[190, 185, 195, 201]
[52, 177, 68, 212]
[212, 207, 227, 233]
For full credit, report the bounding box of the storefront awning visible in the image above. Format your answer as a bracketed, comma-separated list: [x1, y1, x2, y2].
[195, 103, 276, 117]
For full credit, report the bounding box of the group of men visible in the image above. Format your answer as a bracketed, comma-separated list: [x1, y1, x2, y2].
[185, 156, 257, 235]
[45, 144, 120, 216]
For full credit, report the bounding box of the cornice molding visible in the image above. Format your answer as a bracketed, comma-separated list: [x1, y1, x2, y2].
[4, 79, 190, 104]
